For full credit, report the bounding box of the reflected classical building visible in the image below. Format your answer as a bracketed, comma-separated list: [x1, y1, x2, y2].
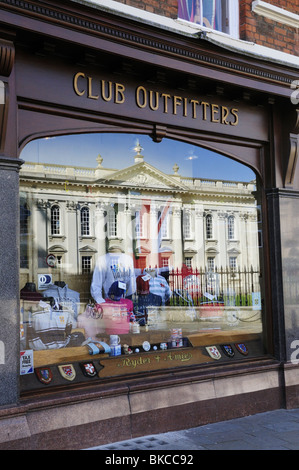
[19, 143, 259, 298]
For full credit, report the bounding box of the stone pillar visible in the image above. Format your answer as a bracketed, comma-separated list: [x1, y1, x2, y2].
[0, 157, 22, 406]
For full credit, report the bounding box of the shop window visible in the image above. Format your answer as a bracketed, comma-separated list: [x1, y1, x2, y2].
[19, 133, 265, 391]
[80, 206, 90, 237]
[178, 0, 239, 37]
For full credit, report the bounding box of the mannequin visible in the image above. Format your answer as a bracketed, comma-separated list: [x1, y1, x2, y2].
[136, 267, 172, 307]
[91, 247, 136, 304]
[43, 281, 80, 319]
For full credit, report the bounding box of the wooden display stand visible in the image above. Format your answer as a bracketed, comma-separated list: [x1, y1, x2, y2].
[32, 328, 262, 371]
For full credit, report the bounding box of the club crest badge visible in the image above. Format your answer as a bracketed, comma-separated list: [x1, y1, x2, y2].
[35, 367, 53, 385]
[58, 364, 76, 381]
[80, 362, 97, 378]
[205, 346, 221, 360]
[235, 343, 248, 356]
[220, 344, 235, 358]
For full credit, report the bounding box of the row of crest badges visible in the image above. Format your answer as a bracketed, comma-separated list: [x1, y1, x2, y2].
[35, 362, 98, 384]
[35, 343, 249, 384]
[205, 343, 248, 360]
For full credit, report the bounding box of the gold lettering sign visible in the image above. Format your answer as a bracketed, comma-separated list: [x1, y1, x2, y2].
[98, 348, 211, 378]
[73, 72, 239, 126]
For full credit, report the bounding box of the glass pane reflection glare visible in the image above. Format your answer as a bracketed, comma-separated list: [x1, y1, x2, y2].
[19, 133, 263, 378]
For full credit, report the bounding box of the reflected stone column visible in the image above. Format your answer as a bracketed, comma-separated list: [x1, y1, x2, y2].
[149, 202, 159, 268]
[65, 200, 78, 274]
[172, 204, 183, 269]
[124, 204, 134, 255]
[217, 211, 228, 268]
[94, 202, 107, 257]
[194, 208, 204, 268]
[35, 199, 49, 273]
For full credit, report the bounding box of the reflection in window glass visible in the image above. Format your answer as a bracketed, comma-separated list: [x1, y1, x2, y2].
[229, 256, 237, 271]
[178, 0, 227, 32]
[51, 204, 60, 235]
[82, 256, 92, 274]
[108, 207, 118, 238]
[19, 133, 264, 385]
[206, 214, 213, 239]
[81, 207, 90, 237]
[228, 215, 235, 240]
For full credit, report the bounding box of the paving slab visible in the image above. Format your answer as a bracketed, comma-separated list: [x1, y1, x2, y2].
[85, 408, 299, 451]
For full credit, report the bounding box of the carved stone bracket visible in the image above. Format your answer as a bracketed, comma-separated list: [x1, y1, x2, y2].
[0, 39, 15, 77]
[285, 109, 299, 187]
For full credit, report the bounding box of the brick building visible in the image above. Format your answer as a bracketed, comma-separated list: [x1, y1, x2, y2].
[111, 0, 298, 54]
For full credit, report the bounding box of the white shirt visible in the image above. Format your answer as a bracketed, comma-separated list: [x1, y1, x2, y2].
[91, 253, 136, 304]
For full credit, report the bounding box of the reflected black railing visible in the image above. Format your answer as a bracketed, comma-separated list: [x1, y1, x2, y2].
[166, 266, 261, 307]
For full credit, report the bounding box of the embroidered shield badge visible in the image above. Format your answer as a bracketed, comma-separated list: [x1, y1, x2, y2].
[35, 367, 53, 385]
[80, 362, 97, 377]
[220, 344, 235, 358]
[235, 343, 249, 356]
[58, 364, 76, 381]
[205, 346, 221, 360]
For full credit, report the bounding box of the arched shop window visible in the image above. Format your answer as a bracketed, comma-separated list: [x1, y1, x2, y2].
[19, 133, 264, 389]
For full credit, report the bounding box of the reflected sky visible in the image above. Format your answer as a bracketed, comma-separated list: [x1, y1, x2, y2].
[20, 133, 255, 182]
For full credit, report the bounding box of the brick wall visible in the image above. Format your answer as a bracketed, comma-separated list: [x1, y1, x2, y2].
[240, 0, 298, 55]
[112, 0, 298, 55]
[112, 0, 177, 18]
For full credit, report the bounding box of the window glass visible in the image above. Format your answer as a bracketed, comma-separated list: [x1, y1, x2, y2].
[81, 207, 90, 237]
[19, 133, 264, 388]
[178, 0, 237, 36]
[228, 215, 235, 240]
[51, 205, 60, 235]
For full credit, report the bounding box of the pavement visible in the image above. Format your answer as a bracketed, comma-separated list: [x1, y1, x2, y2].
[86, 408, 299, 451]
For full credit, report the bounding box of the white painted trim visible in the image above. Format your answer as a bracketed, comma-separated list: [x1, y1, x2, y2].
[70, 0, 299, 69]
[228, 0, 239, 39]
[252, 0, 299, 29]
